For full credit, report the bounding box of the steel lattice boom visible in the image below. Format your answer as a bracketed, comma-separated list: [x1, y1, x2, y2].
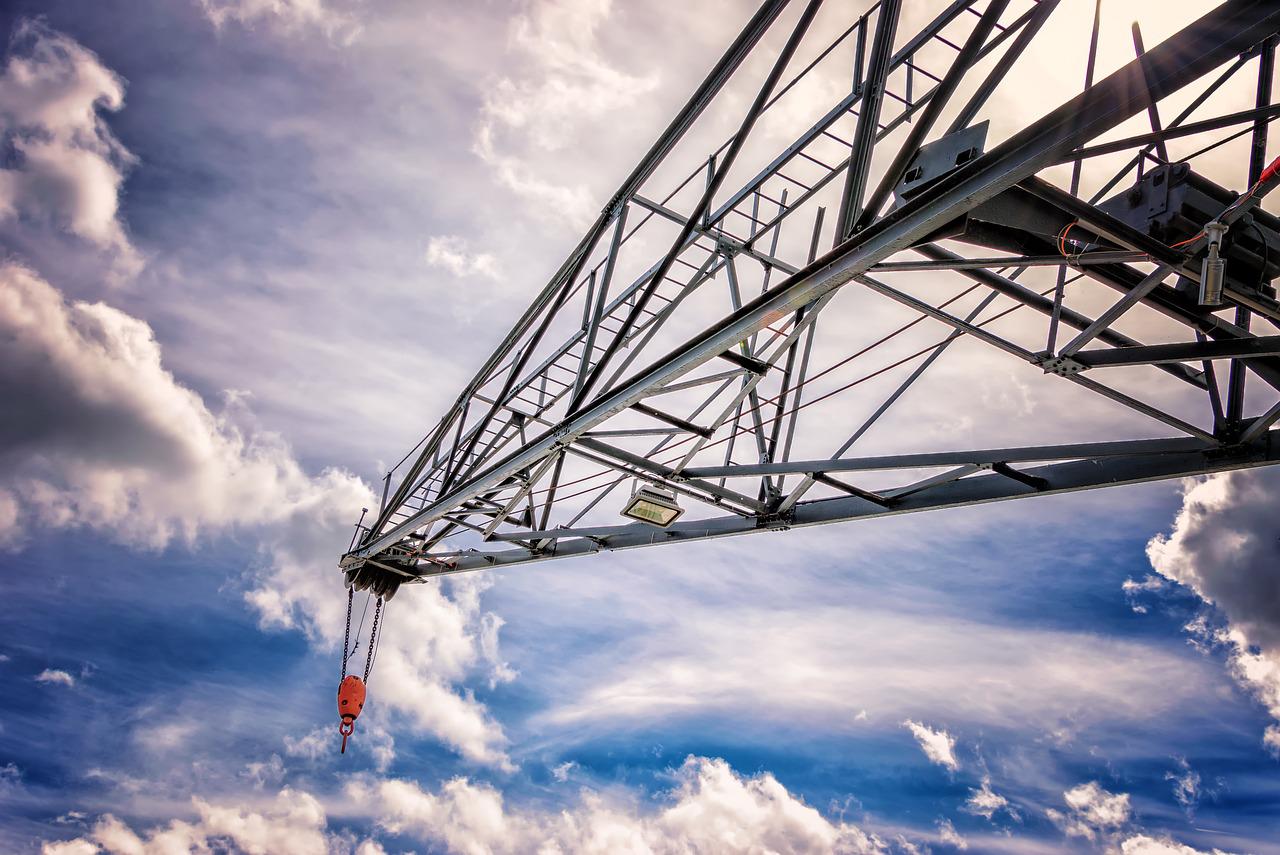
[341, 0, 1280, 591]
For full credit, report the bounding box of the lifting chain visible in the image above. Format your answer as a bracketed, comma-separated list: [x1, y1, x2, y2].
[363, 596, 383, 683]
[341, 585, 354, 680]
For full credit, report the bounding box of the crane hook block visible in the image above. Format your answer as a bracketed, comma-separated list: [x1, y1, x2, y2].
[337, 675, 366, 754]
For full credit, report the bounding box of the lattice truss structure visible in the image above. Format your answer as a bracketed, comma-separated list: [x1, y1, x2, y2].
[342, 0, 1280, 586]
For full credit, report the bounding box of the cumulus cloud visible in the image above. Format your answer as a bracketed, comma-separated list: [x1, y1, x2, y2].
[354, 754, 886, 854]
[1148, 470, 1280, 751]
[0, 261, 364, 549]
[425, 234, 501, 280]
[0, 20, 140, 274]
[0, 262, 512, 766]
[475, 0, 658, 226]
[47, 758, 887, 854]
[35, 668, 76, 687]
[197, 0, 360, 43]
[962, 776, 1014, 821]
[1045, 781, 1131, 842]
[41, 788, 355, 855]
[1116, 834, 1235, 855]
[902, 720, 958, 771]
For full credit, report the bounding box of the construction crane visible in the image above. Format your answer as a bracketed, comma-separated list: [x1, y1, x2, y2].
[338, 0, 1280, 598]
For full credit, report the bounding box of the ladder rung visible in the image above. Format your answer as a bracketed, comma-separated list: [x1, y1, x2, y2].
[885, 89, 911, 108]
[795, 150, 834, 171]
[905, 60, 943, 85]
[775, 171, 811, 191]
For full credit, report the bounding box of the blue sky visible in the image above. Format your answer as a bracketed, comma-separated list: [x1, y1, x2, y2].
[3, 0, 1280, 853]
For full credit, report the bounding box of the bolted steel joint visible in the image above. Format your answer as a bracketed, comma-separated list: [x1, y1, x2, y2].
[1035, 353, 1088, 376]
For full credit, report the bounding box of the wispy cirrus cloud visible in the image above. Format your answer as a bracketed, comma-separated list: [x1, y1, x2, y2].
[197, 0, 360, 43]
[535, 586, 1219, 741]
[474, 0, 658, 228]
[424, 234, 501, 280]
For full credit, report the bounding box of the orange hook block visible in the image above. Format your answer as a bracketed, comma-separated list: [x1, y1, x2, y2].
[337, 675, 366, 754]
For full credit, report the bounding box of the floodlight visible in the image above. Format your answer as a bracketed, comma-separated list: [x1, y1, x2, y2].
[621, 484, 684, 528]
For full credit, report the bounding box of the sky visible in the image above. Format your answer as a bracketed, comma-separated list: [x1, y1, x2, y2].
[2, 0, 1280, 853]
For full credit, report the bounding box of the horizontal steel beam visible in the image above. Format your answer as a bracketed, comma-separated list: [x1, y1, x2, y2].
[1064, 102, 1280, 162]
[1074, 335, 1280, 367]
[870, 251, 1147, 272]
[420, 429, 1280, 574]
[681, 435, 1216, 478]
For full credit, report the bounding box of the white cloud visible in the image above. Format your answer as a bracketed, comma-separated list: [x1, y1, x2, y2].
[1116, 834, 1236, 855]
[1045, 781, 1131, 842]
[0, 20, 141, 275]
[354, 754, 887, 854]
[936, 818, 967, 850]
[551, 760, 576, 782]
[1122, 576, 1165, 595]
[531, 535, 1220, 742]
[84, 768, 150, 796]
[1166, 757, 1201, 816]
[41, 842, 97, 855]
[425, 235, 501, 280]
[1148, 470, 1280, 751]
[134, 720, 197, 754]
[1265, 724, 1280, 757]
[283, 726, 329, 762]
[474, 0, 658, 227]
[473, 123, 596, 229]
[963, 776, 1013, 821]
[0, 762, 21, 794]
[241, 753, 286, 791]
[197, 0, 360, 43]
[1122, 575, 1166, 613]
[35, 668, 76, 687]
[902, 720, 958, 771]
[0, 262, 512, 767]
[47, 758, 887, 855]
[893, 835, 925, 855]
[288, 720, 399, 774]
[478, 610, 517, 688]
[41, 788, 356, 855]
